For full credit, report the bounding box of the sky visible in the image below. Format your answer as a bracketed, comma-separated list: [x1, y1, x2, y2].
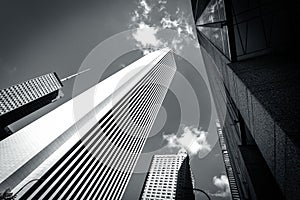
[0, 0, 230, 199]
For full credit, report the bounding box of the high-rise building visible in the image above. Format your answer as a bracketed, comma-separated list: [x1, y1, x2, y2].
[191, 0, 299, 199]
[216, 120, 240, 200]
[140, 150, 195, 200]
[0, 73, 63, 140]
[0, 48, 176, 199]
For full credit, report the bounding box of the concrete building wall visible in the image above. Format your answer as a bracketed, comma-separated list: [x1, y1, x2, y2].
[193, 0, 300, 198]
[197, 31, 300, 199]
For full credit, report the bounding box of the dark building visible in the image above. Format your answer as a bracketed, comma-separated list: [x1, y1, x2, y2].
[175, 155, 195, 200]
[140, 151, 195, 200]
[192, 0, 300, 199]
[0, 72, 63, 140]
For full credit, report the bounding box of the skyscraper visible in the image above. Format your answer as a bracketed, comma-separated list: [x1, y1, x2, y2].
[0, 48, 176, 199]
[192, 0, 299, 199]
[140, 150, 195, 200]
[0, 73, 63, 140]
[216, 121, 240, 200]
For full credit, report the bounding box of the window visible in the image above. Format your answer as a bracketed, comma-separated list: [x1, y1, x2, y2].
[196, 0, 231, 59]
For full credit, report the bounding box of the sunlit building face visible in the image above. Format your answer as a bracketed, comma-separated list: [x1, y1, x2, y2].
[0, 48, 176, 200]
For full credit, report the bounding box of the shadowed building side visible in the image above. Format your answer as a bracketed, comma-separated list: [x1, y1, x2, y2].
[175, 156, 195, 200]
[192, 0, 299, 199]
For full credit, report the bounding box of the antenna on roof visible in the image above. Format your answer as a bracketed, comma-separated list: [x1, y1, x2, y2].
[61, 68, 90, 82]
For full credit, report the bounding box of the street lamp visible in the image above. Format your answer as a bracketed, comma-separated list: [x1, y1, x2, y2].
[183, 187, 211, 200]
[0, 179, 42, 200]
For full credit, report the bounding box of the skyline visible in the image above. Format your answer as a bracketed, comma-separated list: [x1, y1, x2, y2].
[0, 0, 231, 199]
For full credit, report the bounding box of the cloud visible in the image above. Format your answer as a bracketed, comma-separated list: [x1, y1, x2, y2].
[132, 23, 162, 47]
[140, 0, 151, 16]
[158, 5, 165, 12]
[163, 126, 211, 158]
[131, 0, 152, 25]
[210, 175, 231, 198]
[158, 0, 167, 4]
[129, 0, 199, 54]
[161, 14, 180, 28]
[160, 11, 196, 40]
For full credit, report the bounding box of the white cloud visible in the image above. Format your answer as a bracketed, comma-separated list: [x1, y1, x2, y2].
[210, 175, 231, 198]
[131, 23, 162, 55]
[133, 23, 159, 46]
[163, 126, 211, 158]
[160, 11, 196, 40]
[131, 10, 140, 22]
[130, 0, 152, 26]
[158, 0, 167, 4]
[140, 0, 151, 17]
[158, 5, 165, 12]
[186, 24, 194, 36]
[161, 15, 179, 28]
[129, 0, 199, 54]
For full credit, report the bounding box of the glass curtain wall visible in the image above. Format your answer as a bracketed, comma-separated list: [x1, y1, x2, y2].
[196, 0, 231, 59]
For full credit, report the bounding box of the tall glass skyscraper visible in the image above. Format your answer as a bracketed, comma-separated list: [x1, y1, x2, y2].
[0, 48, 176, 199]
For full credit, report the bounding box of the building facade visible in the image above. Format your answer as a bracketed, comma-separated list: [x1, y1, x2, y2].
[0, 48, 176, 199]
[140, 151, 195, 200]
[0, 72, 63, 140]
[192, 0, 299, 199]
[216, 120, 241, 200]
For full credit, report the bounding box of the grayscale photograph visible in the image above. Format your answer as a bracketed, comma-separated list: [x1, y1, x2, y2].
[0, 0, 299, 199]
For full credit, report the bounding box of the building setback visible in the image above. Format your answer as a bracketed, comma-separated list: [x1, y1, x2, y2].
[0, 48, 176, 199]
[140, 151, 195, 200]
[192, 0, 299, 199]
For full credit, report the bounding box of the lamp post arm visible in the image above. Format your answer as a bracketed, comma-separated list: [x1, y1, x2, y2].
[182, 187, 211, 200]
[13, 178, 43, 198]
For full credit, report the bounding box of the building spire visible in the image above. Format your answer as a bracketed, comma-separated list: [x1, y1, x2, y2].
[60, 68, 90, 82]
